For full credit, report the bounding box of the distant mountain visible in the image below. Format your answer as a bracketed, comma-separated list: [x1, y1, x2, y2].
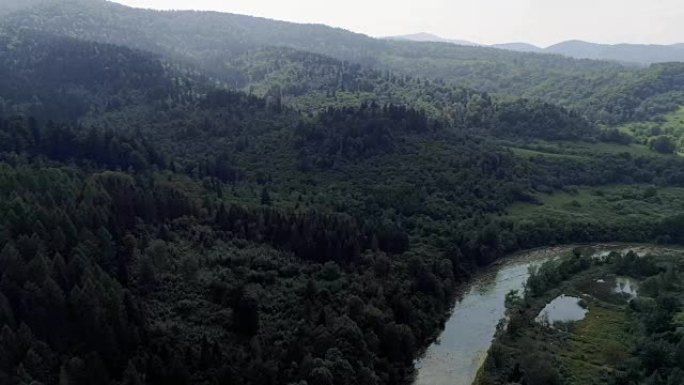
[390, 33, 684, 65]
[545, 40, 605, 58]
[0, 0, 51, 15]
[489, 40, 684, 65]
[388, 34, 547, 54]
[491, 42, 543, 53]
[0, 28, 179, 121]
[386, 32, 479, 46]
[543, 40, 684, 65]
[4, 0, 684, 125]
[1, 2, 624, 97]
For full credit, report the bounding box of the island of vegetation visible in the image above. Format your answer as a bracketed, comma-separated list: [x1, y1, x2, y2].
[0, 0, 683, 384]
[477, 248, 684, 385]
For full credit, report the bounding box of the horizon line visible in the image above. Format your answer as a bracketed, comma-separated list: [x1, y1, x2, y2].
[106, 0, 684, 47]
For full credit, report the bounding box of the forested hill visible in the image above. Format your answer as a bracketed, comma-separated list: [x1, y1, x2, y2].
[221, 45, 684, 125]
[393, 34, 684, 65]
[1, 2, 684, 385]
[544, 40, 684, 65]
[0, 28, 599, 143]
[0, 28, 187, 122]
[0, 0, 48, 15]
[3, 0, 684, 124]
[3, 23, 684, 385]
[0, 0, 384, 67]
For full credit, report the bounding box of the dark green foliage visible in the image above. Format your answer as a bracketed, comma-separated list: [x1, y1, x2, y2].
[522, 152, 684, 190]
[260, 187, 271, 205]
[232, 286, 260, 336]
[0, 117, 166, 170]
[296, 104, 430, 168]
[1, 5, 684, 385]
[659, 214, 684, 243]
[214, 204, 368, 262]
[611, 251, 661, 278]
[525, 254, 593, 298]
[649, 135, 678, 154]
[593, 63, 684, 124]
[624, 268, 684, 383]
[0, 28, 179, 122]
[0, 39, 473, 382]
[599, 127, 633, 144]
[521, 353, 561, 385]
[494, 99, 595, 140]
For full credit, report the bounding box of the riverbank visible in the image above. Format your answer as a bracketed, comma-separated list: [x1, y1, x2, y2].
[413, 245, 580, 385]
[475, 247, 684, 385]
[413, 244, 684, 385]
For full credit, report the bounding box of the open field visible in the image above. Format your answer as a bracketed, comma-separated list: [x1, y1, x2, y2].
[508, 185, 684, 222]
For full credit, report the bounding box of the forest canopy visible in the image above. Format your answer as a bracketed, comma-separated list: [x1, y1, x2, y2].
[0, 2, 683, 385]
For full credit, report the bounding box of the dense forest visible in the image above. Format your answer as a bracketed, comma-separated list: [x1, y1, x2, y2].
[0, 1, 683, 384]
[4, 0, 684, 125]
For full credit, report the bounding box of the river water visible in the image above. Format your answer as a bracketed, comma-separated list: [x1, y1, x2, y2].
[413, 244, 680, 385]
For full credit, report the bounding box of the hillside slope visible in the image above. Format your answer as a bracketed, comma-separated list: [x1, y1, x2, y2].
[2, 9, 684, 385]
[0, 28, 184, 121]
[388, 34, 684, 65]
[546, 40, 684, 65]
[0, 28, 594, 385]
[3, 0, 683, 125]
[491, 42, 544, 53]
[386, 33, 479, 46]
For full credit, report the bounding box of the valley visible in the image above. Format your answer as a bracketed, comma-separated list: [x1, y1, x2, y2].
[0, 1, 682, 385]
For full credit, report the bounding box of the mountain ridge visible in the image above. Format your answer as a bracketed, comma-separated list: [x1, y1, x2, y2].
[546, 39, 684, 64]
[385, 32, 479, 46]
[1, 2, 684, 385]
[388, 33, 684, 64]
[490, 42, 543, 53]
[5, 0, 680, 66]
[2, 0, 683, 125]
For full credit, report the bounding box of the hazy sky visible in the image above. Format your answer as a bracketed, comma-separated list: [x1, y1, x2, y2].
[112, 0, 683, 47]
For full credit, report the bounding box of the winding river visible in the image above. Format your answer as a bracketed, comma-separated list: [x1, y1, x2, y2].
[413, 244, 681, 385]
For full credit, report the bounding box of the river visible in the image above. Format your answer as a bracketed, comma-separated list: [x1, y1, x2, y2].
[413, 244, 679, 385]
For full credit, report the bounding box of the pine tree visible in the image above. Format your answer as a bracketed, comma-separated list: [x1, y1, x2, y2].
[260, 187, 271, 206]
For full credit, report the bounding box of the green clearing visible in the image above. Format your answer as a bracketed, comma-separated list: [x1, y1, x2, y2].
[508, 185, 684, 222]
[617, 106, 684, 149]
[662, 106, 684, 135]
[507, 146, 589, 161]
[505, 140, 668, 160]
[537, 265, 640, 385]
[561, 301, 634, 384]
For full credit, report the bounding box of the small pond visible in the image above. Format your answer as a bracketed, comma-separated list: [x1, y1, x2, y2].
[414, 244, 683, 385]
[535, 295, 588, 326]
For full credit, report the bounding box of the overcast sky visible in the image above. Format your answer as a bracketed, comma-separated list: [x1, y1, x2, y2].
[111, 0, 683, 47]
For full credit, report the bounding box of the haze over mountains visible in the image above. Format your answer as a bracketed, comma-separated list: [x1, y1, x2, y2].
[1, 1, 684, 385]
[386, 33, 479, 47]
[2, 0, 681, 66]
[390, 33, 684, 65]
[0, 0, 672, 121]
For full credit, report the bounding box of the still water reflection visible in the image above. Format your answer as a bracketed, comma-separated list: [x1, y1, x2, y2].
[535, 295, 588, 326]
[413, 246, 570, 385]
[413, 244, 679, 385]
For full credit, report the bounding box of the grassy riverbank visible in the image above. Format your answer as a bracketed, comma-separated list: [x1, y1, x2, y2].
[508, 185, 684, 222]
[476, 249, 684, 385]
